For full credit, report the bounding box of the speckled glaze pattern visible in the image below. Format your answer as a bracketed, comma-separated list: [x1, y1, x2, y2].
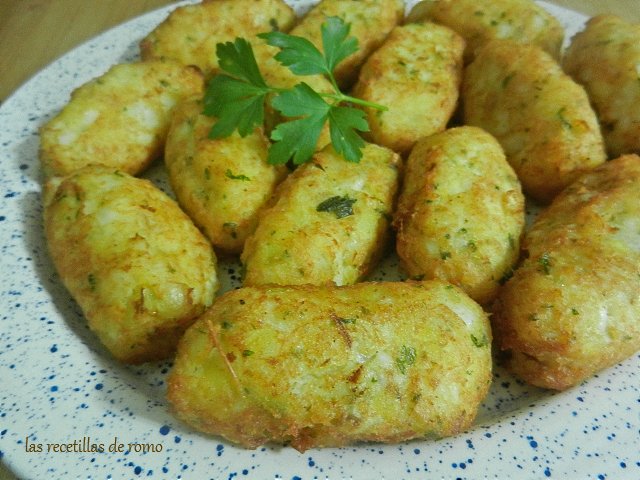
[0, 1, 638, 479]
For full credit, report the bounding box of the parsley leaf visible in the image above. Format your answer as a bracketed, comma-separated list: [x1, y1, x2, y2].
[225, 169, 250, 181]
[269, 83, 330, 165]
[328, 105, 368, 163]
[321, 16, 358, 75]
[87, 273, 97, 292]
[259, 16, 358, 82]
[337, 317, 356, 324]
[216, 38, 267, 87]
[470, 334, 489, 348]
[204, 17, 387, 165]
[204, 75, 268, 138]
[537, 253, 552, 275]
[269, 115, 328, 165]
[396, 345, 417, 374]
[271, 82, 330, 118]
[316, 195, 357, 219]
[258, 31, 327, 77]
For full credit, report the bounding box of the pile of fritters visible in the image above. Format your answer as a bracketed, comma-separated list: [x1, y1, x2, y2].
[40, 0, 640, 450]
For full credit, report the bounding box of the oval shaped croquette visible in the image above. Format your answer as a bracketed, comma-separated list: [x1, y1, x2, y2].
[463, 40, 606, 203]
[395, 126, 525, 304]
[168, 279, 492, 451]
[39, 60, 204, 177]
[44, 166, 219, 363]
[492, 155, 640, 390]
[165, 98, 287, 255]
[241, 142, 400, 287]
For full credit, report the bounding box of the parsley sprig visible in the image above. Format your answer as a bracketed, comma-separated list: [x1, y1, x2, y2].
[203, 17, 386, 166]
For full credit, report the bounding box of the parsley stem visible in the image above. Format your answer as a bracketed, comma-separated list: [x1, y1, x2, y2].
[319, 92, 388, 111]
[269, 84, 387, 111]
[326, 74, 343, 101]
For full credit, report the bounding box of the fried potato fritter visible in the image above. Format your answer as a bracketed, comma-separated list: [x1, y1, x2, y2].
[39, 60, 204, 177]
[241, 143, 400, 286]
[563, 15, 640, 157]
[352, 22, 465, 155]
[406, 0, 564, 62]
[165, 98, 287, 255]
[168, 280, 492, 451]
[463, 40, 606, 203]
[140, 0, 296, 77]
[289, 0, 405, 88]
[44, 166, 219, 363]
[492, 155, 640, 390]
[395, 127, 525, 304]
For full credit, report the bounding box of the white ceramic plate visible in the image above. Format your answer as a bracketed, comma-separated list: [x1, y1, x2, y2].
[1, 1, 638, 479]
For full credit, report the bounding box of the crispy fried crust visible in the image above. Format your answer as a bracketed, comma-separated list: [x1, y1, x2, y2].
[44, 166, 218, 363]
[492, 155, 640, 390]
[165, 98, 287, 255]
[563, 15, 640, 157]
[406, 0, 564, 63]
[39, 60, 203, 177]
[289, 0, 405, 88]
[463, 39, 606, 203]
[167, 280, 492, 451]
[352, 23, 465, 155]
[395, 126, 524, 304]
[241, 143, 400, 286]
[139, 0, 296, 77]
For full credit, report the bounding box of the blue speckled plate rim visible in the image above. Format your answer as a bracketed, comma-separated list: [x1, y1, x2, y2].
[0, 1, 638, 479]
